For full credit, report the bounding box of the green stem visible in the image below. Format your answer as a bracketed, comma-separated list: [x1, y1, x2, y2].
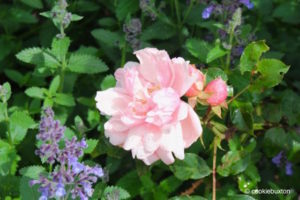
[59, 55, 67, 92]
[225, 28, 235, 73]
[121, 41, 127, 67]
[4, 102, 12, 144]
[174, 0, 181, 25]
[212, 139, 217, 200]
[227, 85, 250, 104]
[182, 0, 195, 24]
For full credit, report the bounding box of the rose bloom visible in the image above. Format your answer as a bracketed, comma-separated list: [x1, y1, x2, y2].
[204, 78, 228, 106]
[185, 65, 206, 97]
[95, 48, 202, 165]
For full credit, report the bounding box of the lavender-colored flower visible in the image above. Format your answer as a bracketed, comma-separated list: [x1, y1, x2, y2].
[123, 18, 142, 50]
[31, 108, 104, 200]
[35, 108, 65, 164]
[285, 162, 293, 176]
[272, 151, 283, 167]
[202, 5, 214, 19]
[139, 0, 157, 20]
[272, 151, 293, 176]
[240, 0, 254, 9]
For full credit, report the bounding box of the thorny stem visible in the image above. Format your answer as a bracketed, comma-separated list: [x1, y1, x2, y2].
[212, 140, 217, 200]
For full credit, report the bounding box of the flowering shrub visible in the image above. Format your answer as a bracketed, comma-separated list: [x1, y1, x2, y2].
[0, 0, 299, 200]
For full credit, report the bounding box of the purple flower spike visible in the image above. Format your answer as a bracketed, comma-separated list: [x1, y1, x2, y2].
[202, 5, 214, 19]
[285, 162, 293, 176]
[55, 183, 66, 197]
[240, 0, 254, 9]
[272, 151, 283, 167]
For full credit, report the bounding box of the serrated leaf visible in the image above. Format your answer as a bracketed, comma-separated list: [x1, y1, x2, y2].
[16, 47, 43, 64]
[20, 166, 45, 179]
[10, 111, 35, 130]
[67, 54, 108, 74]
[49, 75, 60, 94]
[185, 38, 211, 62]
[16, 48, 60, 68]
[0, 140, 20, 176]
[102, 186, 130, 200]
[206, 45, 227, 63]
[254, 58, 289, 89]
[25, 87, 45, 99]
[84, 139, 98, 154]
[240, 41, 269, 74]
[141, 21, 176, 41]
[116, 0, 139, 21]
[9, 111, 35, 144]
[51, 37, 70, 61]
[54, 93, 75, 107]
[170, 153, 211, 180]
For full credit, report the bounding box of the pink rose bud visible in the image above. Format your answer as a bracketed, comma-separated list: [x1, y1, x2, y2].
[185, 65, 205, 97]
[204, 78, 228, 106]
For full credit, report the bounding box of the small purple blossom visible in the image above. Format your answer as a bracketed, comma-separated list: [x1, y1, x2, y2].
[202, 5, 214, 19]
[285, 162, 293, 176]
[31, 108, 104, 200]
[272, 151, 283, 167]
[272, 151, 293, 176]
[240, 0, 254, 9]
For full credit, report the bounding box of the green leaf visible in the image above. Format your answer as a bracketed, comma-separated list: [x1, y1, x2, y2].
[264, 128, 293, 154]
[51, 37, 70, 61]
[54, 93, 75, 107]
[116, 0, 139, 21]
[102, 186, 130, 200]
[205, 67, 228, 83]
[84, 139, 98, 154]
[254, 59, 289, 89]
[231, 108, 253, 132]
[240, 40, 269, 74]
[10, 111, 35, 130]
[19, 166, 45, 179]
[20, 0, 43, 9]
[0, 140, 20, 176]
[170, 153, 211, 180]
[91, 29, 122, 47]
[0, 102, 6, 122]
[141, 21, 176, 41]
[1, 82, 12, 102]
[25, 87, 45, 99]
[9, 111, 35, 144]
[273, 2, 300, 24]
[67, 54, 108, 74]
[262, 103, 282, 123]
[0, 175, 20, 198]
[101, 75, 116, 90]
[4, 69, 25, 86]
[206, 45, 227, 63]
[185, 39, 210, 62]
[71, 14, 83, 21]
[222, 195, 256, 200]
[49, 75, 60, 94]
[20, 177, 40, 200]
[98, 17, 117, 27]
[16, 48, 60, 68]
[16, 47, 43, 64]
[159, 176, 182, 194]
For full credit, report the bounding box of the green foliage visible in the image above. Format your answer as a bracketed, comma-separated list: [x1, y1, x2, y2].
[0, 0, 299, 199]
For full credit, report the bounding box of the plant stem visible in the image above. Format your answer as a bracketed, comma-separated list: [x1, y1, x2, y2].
[59, 55, 67, 92]
[182, 0, 195, 24]
[227, 85, 250, 104]
[121, 41, 127, 67]
[225, 28, 234, 73]
[212, 139, 217, 200]
[174, 0, 181, 25]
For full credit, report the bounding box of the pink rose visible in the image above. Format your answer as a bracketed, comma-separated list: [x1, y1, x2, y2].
[185, 65, 206, 97]
[204, 78, 228, 106]
[95, 48, 202, 165]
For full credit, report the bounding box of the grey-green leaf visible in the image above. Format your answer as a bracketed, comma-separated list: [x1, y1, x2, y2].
[67, 54, 108, 74]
